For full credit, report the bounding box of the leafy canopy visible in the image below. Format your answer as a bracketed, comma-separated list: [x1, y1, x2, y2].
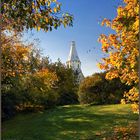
[98, 0, 139, 113]
[1, 0, 73, 32]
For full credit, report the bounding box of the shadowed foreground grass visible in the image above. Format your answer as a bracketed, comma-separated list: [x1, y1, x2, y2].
[2, 104, 138, 140]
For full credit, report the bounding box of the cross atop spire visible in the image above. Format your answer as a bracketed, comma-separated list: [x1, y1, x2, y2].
[67, 41, 80, 62]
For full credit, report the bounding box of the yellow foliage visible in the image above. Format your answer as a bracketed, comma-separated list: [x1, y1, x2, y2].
[53, 7, 57, 13]
[45, 18, 49, 23]
[2, 32, 32, 80]
[37, 26, 41, 31]
[33, 69, 58, 89]
[131, 103, 139, 114]
[98, 0, 139, 113]
[121, 99, 126, 104]
[117, 6, 123, 16]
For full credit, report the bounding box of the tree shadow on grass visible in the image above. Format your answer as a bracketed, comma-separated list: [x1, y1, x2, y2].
[2, 105, 138, 140]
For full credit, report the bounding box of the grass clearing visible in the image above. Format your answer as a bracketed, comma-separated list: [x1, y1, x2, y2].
[2, 104, 138, 140]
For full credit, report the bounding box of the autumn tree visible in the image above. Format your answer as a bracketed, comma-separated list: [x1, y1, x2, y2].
[1, 0, 73, 71]
[1, 0, 74, 120]
[1, 32, 40, 119]
[2, 35, 78, 119]
[15, 68, 59, 111]
[1, 32, 59, 119]
[1, 0, 73, 86]
[1, 0, 73, 32]
[40, 58, 78, 105]
[98, 0, 139, 113]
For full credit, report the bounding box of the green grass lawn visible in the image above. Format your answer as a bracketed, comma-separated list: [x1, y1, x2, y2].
[2, 104, 138, 140]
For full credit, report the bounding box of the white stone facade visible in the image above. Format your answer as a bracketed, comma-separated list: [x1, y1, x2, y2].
[66, 41, 84, 83]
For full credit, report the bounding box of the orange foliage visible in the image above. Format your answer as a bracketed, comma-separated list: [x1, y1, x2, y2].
[98, 0, 139, 113]
[2, 38, 31, 80]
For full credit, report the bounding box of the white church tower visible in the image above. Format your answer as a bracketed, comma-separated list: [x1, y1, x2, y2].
[66, 41, 84, 83]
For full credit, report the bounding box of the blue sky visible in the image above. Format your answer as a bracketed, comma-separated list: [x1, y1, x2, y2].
[24, 0, 122, 77]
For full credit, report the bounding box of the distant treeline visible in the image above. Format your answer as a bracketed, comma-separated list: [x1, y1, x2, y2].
[78, 72, 131, 105]
[2, 32, 131, 120]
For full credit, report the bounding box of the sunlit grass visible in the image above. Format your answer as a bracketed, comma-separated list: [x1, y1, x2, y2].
[2, 104, 138, 140]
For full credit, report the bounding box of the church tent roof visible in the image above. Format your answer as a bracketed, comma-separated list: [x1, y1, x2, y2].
[68, 41, 80, 62]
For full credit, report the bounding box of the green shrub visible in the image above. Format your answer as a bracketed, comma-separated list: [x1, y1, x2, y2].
[78, 72, 130, 105]
[78, 74, 102, 104]
[58, 91, 78, 105]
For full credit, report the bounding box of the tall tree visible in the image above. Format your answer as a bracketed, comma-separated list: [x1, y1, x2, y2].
[40, 58, 78, 105]
[98, 0, 139, 113]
